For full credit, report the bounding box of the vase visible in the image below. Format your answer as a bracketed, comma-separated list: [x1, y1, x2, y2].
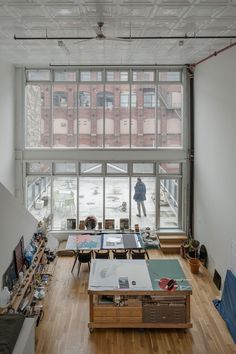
[189, 258, 201, 274]
[79, 220, 85, 230]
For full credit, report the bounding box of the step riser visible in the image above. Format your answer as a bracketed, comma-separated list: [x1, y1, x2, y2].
[161, 248, 181, 254]
[158, 236, 187, 245]
[159, 240, 185, 244]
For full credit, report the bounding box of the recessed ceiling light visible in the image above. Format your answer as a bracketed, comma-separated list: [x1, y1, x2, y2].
[58, 9, 72, 15]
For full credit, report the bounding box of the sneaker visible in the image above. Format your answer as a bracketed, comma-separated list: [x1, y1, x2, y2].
[136, 214, 141, 217]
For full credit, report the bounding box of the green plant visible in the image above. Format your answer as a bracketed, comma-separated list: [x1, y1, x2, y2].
[183, 235, 200, 258]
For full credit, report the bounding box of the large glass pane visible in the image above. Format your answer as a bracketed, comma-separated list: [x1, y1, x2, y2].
[105, 177, 129, 229]
[25, 84, 51, 148]
[78, 84, 103, 147]
[52, 83, 77, 147]
[105, 84, 130, 147]
[80, 163, 102, 174]
[79, 177, 103, 227]
[131, 84, 156, 147]
[132, 71, 155, 82]
[106, 70, 128, 82]
[27, 176, 51, 222]
[133, 163, 154, 174]
[52, 177, 77, 230]
[159, 71, 181, 82]
[26, 69, 50, 81]
[106, 163, 128, 174]
[160, 178, 179, 228]
[80, 71, 102, 82]
[131, 177, 155, 230]
[159, 163, 181, 174]
[27, 162, 51, 174]
[54, 162, 76, 174]
[54, 71, 76, 82]
[158, 84, 182, 148]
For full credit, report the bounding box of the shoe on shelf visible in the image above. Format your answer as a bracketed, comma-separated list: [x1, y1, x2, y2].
[136, 214, 141, 217]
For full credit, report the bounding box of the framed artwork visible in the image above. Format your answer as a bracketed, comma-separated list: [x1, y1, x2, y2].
[67, 218, 76, 230]
[105, 219, 115, 230]
[120, 218, 129, 230]
[14, 236, 24, 277]
[2, 259, 18, 291]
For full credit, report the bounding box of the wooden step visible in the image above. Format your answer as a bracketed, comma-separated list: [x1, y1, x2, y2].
[160, 243, 182, 254]
[158, 235, 187, 244]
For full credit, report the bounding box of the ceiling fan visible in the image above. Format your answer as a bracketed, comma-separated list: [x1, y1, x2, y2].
[74, 22, 132, 44]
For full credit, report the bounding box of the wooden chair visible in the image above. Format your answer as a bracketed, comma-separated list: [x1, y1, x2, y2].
[131, 249, 149, 259]
[112, 249, 128, 259]
[94, 250, 110, 259]
[71, 250, 93, 276]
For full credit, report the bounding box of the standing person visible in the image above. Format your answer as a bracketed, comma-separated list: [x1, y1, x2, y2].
[133, 177, 147, 217]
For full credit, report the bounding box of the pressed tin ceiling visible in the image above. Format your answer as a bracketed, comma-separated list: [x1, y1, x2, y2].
[0, 0, 236, 66]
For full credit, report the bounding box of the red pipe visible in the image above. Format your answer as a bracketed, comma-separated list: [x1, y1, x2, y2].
[191, 41, 236, 68]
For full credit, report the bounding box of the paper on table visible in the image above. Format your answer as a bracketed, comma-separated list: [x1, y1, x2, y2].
[89, 260, 152, 289]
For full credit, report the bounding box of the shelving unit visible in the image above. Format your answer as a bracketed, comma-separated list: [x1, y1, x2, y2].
[0, 239, 46, 314]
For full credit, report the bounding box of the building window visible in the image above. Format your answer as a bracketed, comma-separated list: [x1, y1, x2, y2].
[53, 91, 68, 107]
[120, 92, 136, 108]
[96, 92, 114, 108]
[143, 88, 156, 108]
[79, 92, 90, 107]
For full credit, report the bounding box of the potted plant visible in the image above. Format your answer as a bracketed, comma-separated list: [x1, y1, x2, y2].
[180, 236, 201, 273]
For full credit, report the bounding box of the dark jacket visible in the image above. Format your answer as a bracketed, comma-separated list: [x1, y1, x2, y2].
[133, 181, 146, 202]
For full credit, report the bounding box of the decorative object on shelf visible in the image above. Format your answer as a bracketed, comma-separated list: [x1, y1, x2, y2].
[84, 215, 97, 230]
[79, 220, 85, 230]
[0, 286, 11, 308]
[98, 222, 102, 230]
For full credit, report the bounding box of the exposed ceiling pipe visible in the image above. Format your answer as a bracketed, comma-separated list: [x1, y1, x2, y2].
[190, 41, 236, 68]
[14, 34, 236, 40]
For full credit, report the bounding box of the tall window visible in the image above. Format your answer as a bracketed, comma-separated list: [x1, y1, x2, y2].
[23, 67, 188, 234]
[25, 68, 184, 149]
[26, 161, 184, 232]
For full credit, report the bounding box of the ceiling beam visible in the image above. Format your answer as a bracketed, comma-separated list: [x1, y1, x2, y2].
[14, 35, 236, 40]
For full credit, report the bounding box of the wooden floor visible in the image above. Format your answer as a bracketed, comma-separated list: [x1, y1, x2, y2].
[35, 250, 236, 354]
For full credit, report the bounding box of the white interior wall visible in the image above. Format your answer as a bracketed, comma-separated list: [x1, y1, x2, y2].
[0, 60, 15, 194]
[194, 46, 236, 282]
[0, 182, 38, 289]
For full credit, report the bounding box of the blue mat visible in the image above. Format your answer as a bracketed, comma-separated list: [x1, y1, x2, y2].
[213, 269, 236, 343]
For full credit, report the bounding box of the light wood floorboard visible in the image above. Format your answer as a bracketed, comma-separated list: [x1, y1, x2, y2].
[35, 250, 236, 354]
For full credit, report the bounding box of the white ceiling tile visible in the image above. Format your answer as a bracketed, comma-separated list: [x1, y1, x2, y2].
[0, 0, 236, 66]
[45, 4, 80, 17]
[7, 4, 46, 17]
[185, 4, 226, 17]
[157, 5, 190, 17]
[83, 4, 114, 17]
